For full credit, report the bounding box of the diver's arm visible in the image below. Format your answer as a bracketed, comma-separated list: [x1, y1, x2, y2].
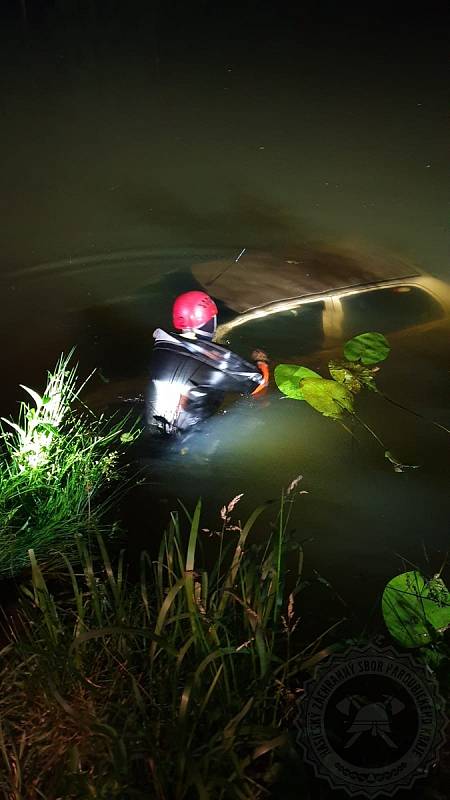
[153, 333, 268, 395]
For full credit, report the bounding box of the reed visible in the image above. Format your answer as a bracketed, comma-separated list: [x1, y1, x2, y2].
[0, 489, 341, 799]
[0, 351, 139, 576]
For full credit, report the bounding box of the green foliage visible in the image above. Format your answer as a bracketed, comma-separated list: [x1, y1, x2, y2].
[273, 332, 424, 472]
[382, 570, 450, 648]
[343, 332, 390, 365]
[0, 490, 338, 799]
[328, 360, 379, 393]
[273, 364, 320, 400]
[328, 361, 363, 393]
[0, 352, 140, 576]
[273, 332, 388, 408]
[300, 378, 354, 419]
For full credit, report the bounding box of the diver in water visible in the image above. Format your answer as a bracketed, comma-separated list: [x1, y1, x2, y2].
[146, 291, 269, 435]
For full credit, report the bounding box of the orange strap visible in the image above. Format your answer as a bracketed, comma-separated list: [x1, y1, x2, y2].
[251, 361, 270, 396]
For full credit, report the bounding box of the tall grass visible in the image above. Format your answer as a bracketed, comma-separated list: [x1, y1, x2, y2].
[0, 351, 139, 576]
[0, 489, 343, 799]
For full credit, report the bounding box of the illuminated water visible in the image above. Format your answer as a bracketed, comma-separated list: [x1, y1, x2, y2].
[0, 4, 448, 621]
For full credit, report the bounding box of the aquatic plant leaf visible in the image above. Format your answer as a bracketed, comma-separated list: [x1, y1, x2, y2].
[301, 378, 354, 418]
[344, 332, 390, 365]
[382, 570, 450, 648]
[274, 364, 321, 400]
[356, 367, 379, 392]
[328, 361, 362, 393]
[329, 359, 379, 392]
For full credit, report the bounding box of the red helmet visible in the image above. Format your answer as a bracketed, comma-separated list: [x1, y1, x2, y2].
[172, 291, 218, 331]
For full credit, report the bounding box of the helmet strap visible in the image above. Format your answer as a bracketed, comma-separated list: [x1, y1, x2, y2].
[193, 316, 217, 340]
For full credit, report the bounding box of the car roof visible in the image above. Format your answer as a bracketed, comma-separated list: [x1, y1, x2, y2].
[192, 245, 420, 314]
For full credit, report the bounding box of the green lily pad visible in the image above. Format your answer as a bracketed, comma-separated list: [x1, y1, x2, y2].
[301, 378, 354, 418]
[274, 364, 321, 400]
[344, 332, 390, 365]
[382, 570, 450, 648]
[329, 359, 380, 393]
[355, 366, 379, 392]
[328, 361, 362, 393]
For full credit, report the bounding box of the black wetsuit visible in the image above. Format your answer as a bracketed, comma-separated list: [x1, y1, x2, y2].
[146, 329, 264, 434]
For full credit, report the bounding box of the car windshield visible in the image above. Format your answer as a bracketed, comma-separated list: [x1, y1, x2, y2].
[340, 286, 444, 339]
[225, 285, 444, 360]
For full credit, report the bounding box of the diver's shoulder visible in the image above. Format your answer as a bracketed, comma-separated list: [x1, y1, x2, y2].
[153, 328, 180, 343]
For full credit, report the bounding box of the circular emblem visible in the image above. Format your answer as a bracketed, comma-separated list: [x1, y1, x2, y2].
[295, 644, 447, 797]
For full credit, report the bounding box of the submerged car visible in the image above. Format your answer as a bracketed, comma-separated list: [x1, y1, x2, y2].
[191, 245, 450, 359]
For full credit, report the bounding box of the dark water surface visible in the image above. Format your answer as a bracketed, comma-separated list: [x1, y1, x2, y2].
[0, 2, 449, 624]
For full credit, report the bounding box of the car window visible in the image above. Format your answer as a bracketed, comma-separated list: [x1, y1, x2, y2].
[226, 286, 445, 360]
[340, 286, 444, 338]
[226, 302, 325, 360]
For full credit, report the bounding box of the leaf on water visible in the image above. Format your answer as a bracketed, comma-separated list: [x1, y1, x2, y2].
[301, 378, 354, 418]
[328, 361, 362, 393]
[274, 364, 321, 400]
[343, 332, 390, 365]
[382, 570, 450, 648]
[330, 359, 381, 397]
[356, 366, 379, 392]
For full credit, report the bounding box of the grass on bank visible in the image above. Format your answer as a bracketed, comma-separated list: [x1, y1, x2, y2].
[0, 489, 343, 800]
[0, 351, 138, 577]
